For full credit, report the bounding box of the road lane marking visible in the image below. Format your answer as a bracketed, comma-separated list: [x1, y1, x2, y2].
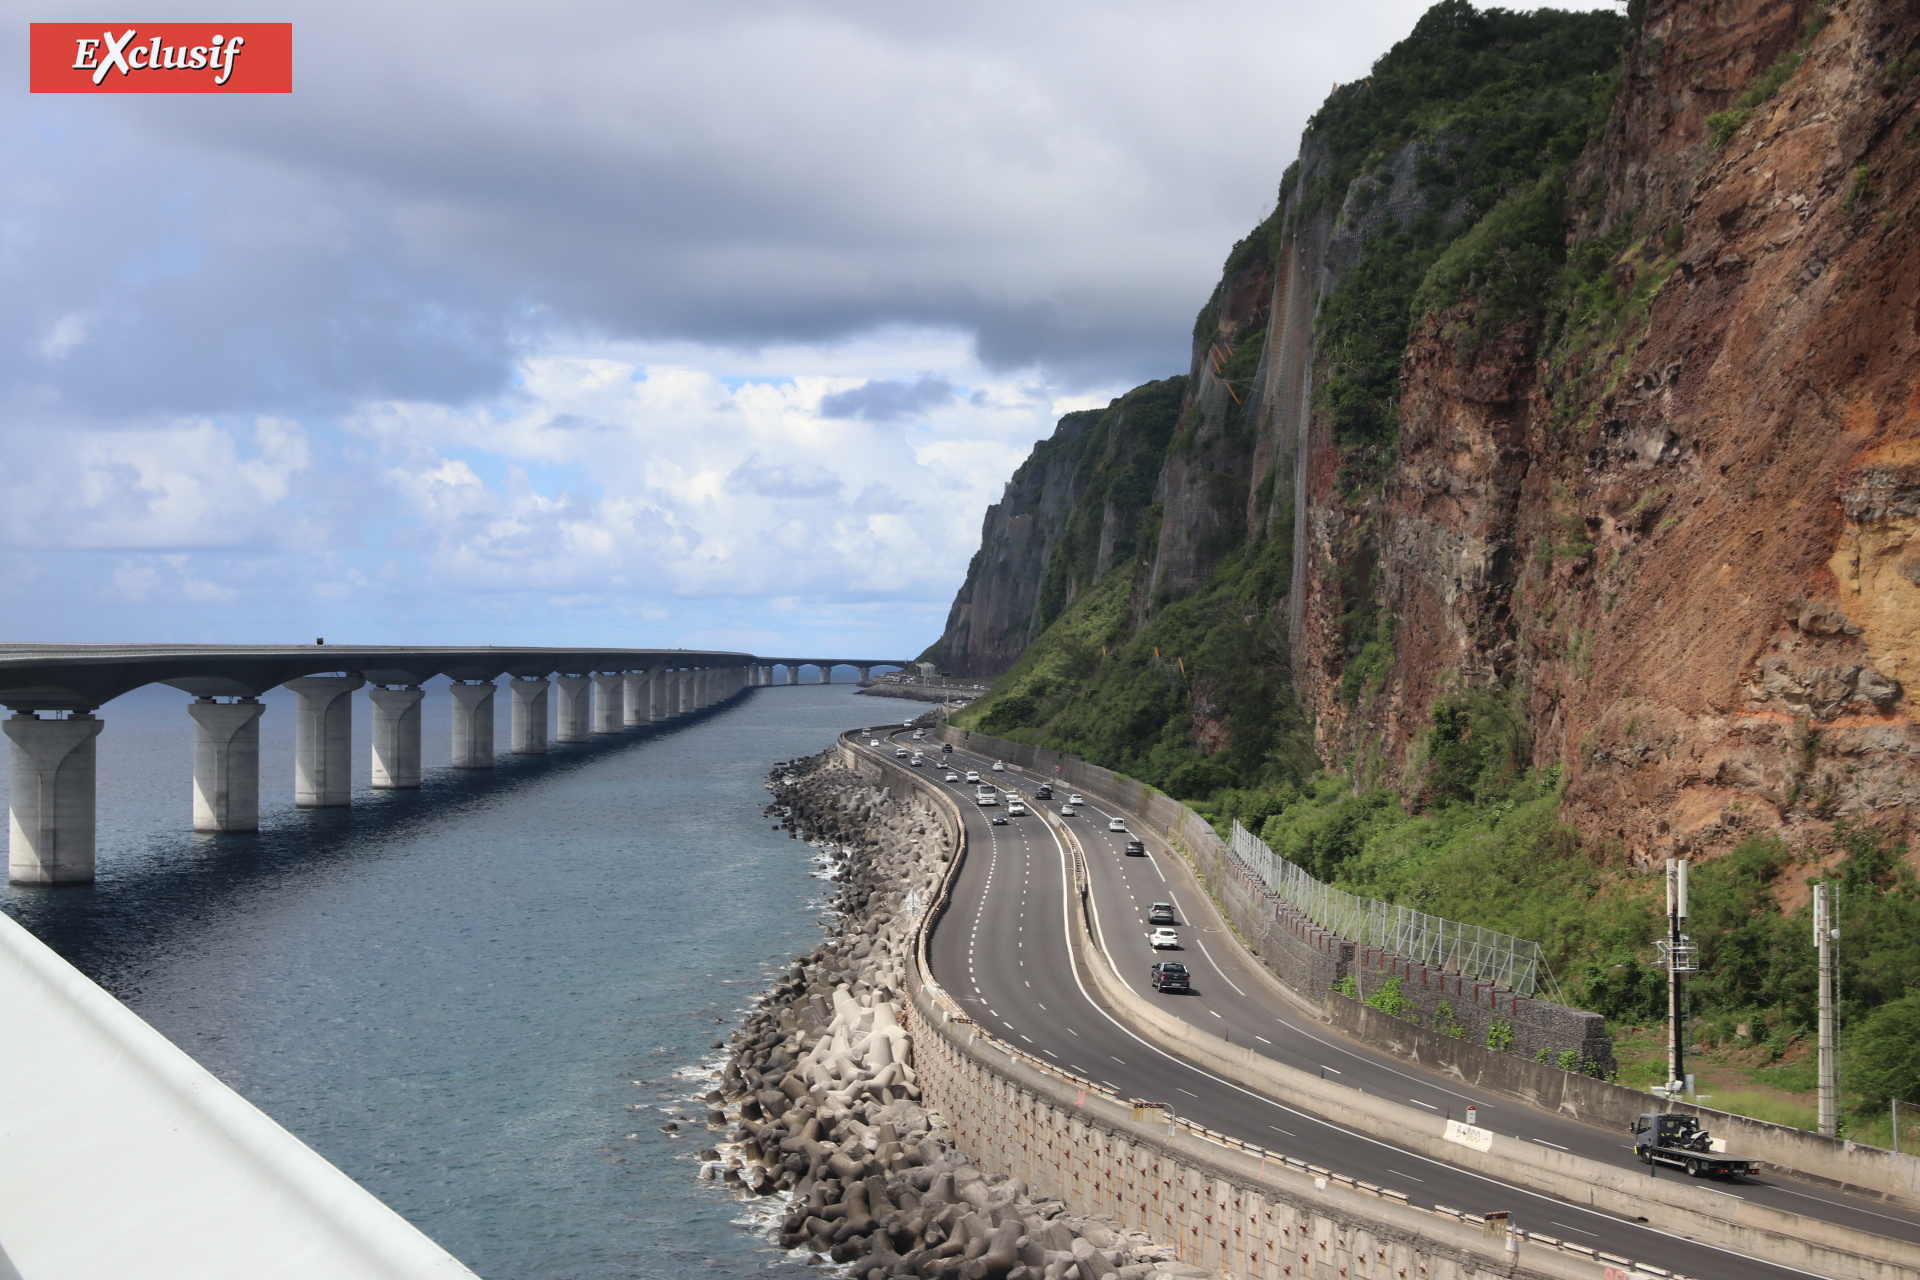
[1551, 1222, 1597, 1237]
[1531, 1138, 1568, 1150]
[1387, 1169, 1422, 1182]
[1410, 1100, 1438, 1110]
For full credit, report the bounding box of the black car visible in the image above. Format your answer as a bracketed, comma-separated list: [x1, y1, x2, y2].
[942, 743, 954, 753]
[1148, 902, 1177, 925]
[1035, 784, 1053, 799]
[1124, 839, 1146, 856]
[990, 814, 1009, 825]
[1150, 961, 1190, 993]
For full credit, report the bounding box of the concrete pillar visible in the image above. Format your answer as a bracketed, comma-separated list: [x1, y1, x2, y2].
[369, 686, 425, 789]
[6, 713, 105, 885]
[819, 664, 832, 685]
[645, 671, 666, 722]
[622, 670, 650, 730]
[748, 665, 760, 688]
[786, 665, 798, 686]
[189, 698, 264, 832]
[591, 673, 623, 734]
[510, 677, 549, 754]
[450, 681, 496, 768]
[286, 676, 363, 808]
[555, 676, 591, 743]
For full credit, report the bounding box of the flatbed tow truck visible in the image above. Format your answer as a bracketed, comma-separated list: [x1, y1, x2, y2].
[1632, 1112, 1757, 1179]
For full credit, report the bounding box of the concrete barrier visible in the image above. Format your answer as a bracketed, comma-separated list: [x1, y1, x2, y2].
[846, 731, 1648, 1280]
[0, 911, 477, 1280]
[1044, 805, 1920, 1280]
[941, 724, 1920, 1210]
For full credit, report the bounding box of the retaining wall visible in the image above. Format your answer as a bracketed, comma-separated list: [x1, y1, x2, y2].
[936, 725, 1920, 1209]
[844, 732, 1647, 1280]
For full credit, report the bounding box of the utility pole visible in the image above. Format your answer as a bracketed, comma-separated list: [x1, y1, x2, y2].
[1658, 858, 1696, 1098]
[1815, 881, 1838, 1137]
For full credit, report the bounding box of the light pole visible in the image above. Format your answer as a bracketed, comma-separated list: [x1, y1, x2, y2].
[1815, 881, 1840, 1137]
[1657, 858, 1697, 1100]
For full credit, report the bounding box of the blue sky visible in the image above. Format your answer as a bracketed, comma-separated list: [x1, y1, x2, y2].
[2, 1, 1615, 658]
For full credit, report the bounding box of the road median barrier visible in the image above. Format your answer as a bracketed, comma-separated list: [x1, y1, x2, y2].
[1040, 801, 1920, 1280]
[861, 733, 1674, 1280]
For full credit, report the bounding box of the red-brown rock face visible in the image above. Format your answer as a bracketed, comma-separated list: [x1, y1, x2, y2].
[1304, 0, 1920, 863]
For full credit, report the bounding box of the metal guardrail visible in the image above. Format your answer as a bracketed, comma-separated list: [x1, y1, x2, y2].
[1229, 821, 1549, 999]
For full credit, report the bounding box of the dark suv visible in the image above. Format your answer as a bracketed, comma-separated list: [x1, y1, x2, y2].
[1150, 961, 1190, 993]
[1124, 839, 1146, 856]
[1035, 784, 1053, 799]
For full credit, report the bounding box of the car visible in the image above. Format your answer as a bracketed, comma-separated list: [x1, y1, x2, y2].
[1060, 804, 1077, 817]
[991, 761, 1006, 772]
[941, 743, 954, 753]
[894, 747, 909, 758]
[1149, 928, 1180, 949]
[1068, 794, 1084, 806]
[944, 773, 960, 783]
[990, 814, 1009, 825]
[1124, 839, 1146, 856]
[869, 739, 881, 747]
[1108, 818, 1126, 833]
[1150, 961, 1190, 993]
[1148, 903, 1177, 924]
[965, 771, 981, 783]
[1007, 801, 1027, 816]
[909, 756, 923, 767]
[1034, 784, 1053, 799]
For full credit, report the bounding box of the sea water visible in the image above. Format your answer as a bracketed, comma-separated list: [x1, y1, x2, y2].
[0, 681, 900, 1279]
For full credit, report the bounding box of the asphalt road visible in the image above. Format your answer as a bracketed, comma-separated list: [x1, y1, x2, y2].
[867, 726, 1917, 1280]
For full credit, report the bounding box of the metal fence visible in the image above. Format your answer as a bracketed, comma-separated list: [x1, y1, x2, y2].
[1229, 821, 1549, 998]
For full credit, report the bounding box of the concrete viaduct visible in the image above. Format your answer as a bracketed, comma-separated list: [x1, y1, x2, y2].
[0, 644, 906, 887]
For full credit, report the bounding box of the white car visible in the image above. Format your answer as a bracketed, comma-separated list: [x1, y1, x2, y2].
[992, 761, 1006, 772]
[895, 747, 909, 758]
[1108, 818, 1126, 833]
[1007, 800, 1027, 816]
[869, 739, 881, 748]
[1068, 794, 1085, 805]
[1149, 928, 1180, 949]
[1060, 804, 1077, 817]
[965, 771, 981, 783]
[944, 772, 960, 783]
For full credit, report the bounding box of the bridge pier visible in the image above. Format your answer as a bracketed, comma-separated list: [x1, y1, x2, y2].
[818, 664, 832, 685]
[858, 666, 871, 682]
[5, 712, 104, 884]
[286, 676, 363, 808]
[510, 677, 549, 753]
[369, 686, 425, 788]
[450, 681, 496, 768]
[590, 673, 623, 734]
[555, 675, 591, 743]
[622, 670, 650, 730]
[189, 698, 264, 831]
[786, 665, 798, 686]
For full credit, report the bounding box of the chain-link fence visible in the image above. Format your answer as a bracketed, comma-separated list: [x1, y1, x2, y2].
[1229, 821, 1550, 998]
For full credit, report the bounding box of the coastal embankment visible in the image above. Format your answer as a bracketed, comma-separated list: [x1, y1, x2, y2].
[702, 738, 1193, 1279]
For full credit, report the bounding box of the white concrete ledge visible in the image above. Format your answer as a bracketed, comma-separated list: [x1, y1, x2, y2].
[0, 910, 477, 1280]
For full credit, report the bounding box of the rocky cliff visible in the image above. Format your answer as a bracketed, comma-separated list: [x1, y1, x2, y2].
[932, 0, 1920, 873]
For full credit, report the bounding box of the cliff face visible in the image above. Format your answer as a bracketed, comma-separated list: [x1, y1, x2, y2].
[931, 0, 1920, 864]
[1303, 0, 1920, 864]
[923, 378, 1186, 676]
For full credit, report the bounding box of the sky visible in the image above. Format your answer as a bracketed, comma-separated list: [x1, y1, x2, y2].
[3, 2, 1616, 660]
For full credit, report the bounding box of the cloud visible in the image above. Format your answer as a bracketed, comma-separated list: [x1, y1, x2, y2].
[0, 1, 1608, 653]
[819, 375, 954, 422]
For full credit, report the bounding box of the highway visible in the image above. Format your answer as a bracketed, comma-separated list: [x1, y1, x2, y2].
[868, 726, 1920, 1280]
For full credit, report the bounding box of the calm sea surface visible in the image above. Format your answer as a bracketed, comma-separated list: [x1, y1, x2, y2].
[1, 680, 894, 1279]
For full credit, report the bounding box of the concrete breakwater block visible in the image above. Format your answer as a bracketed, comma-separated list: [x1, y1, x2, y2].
[708, 753, 1197, 1279]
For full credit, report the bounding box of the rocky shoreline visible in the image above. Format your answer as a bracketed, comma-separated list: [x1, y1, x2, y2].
[699, 739, 1203, 1280]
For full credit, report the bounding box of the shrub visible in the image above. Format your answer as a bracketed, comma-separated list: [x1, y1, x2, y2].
[979, 693, 1038, 734]
[1166, 759, 1239, 801]
[1365, 975, 1409, 1018]
[1333, 975, 1359, 1000]
[1557, 1049, 1580, 1072]
[1849, 992, 1920, 1110]
[1487, 1020, 1515, 1052]
[1438, 1002, 1468, 1039]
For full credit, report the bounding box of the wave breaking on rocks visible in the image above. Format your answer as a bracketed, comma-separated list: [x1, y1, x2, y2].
[696, 746, 1203, 1280]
